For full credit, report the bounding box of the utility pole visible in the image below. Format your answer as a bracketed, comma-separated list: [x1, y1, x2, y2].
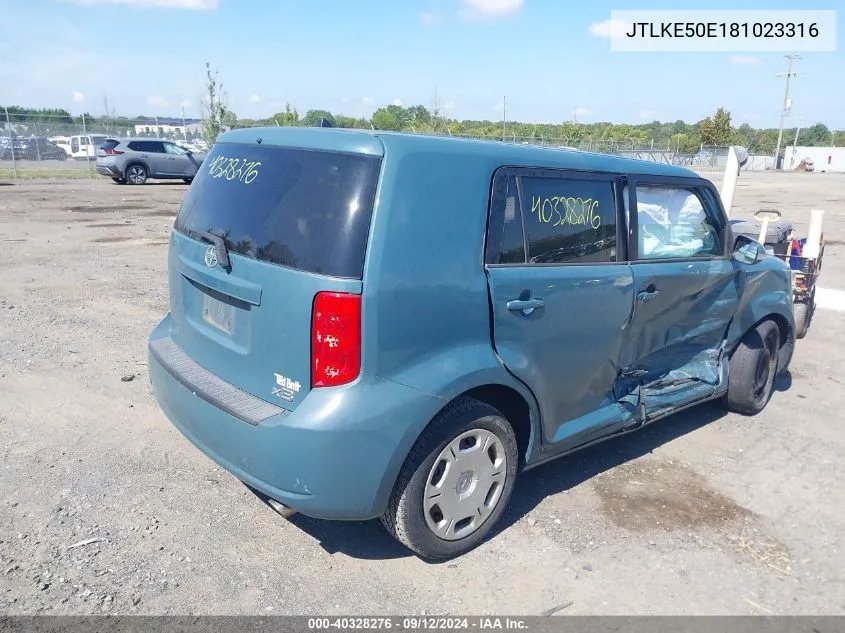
[774, 54, 802, 168]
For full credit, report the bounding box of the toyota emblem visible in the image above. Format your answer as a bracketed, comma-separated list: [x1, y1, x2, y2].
[204, 245, 219, 268]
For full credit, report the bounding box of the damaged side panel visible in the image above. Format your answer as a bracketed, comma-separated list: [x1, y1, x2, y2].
[615, 259, 741, 420]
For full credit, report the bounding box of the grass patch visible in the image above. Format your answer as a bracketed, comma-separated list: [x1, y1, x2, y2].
[0, 168, 96, 180]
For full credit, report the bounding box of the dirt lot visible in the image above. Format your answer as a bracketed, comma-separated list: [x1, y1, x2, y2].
[1, 171, 844, 616]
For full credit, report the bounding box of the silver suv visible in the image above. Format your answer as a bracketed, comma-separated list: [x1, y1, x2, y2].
[96, 138, 207, 185]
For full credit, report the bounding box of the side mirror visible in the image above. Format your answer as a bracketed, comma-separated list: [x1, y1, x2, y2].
[733, 235, 766, 265]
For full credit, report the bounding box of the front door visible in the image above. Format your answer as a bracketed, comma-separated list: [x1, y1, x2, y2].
[621, 178, 740, 413]
[164, 142, 193, 175]
[484, 168, 636, 454]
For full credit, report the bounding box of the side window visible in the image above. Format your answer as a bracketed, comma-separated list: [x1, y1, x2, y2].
[165, 143, 188, 156]
[485, 173, 526, 265]
[128, 141, 142, 152]
[71, 138, 79, 153]
[520, 176, 617, 264]
[635, 185, 722, 260]
[145, 141, 166, 153]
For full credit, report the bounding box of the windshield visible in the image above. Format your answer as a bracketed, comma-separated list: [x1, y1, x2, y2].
[174, 142, 382, 279]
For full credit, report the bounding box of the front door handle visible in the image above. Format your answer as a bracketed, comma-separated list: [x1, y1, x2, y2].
[636, 287, 660, 303]
[507, 298, 544, 313]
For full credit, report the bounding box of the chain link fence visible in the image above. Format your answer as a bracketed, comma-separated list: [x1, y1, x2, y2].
[0, 112, 206, 179]
[1, 112, 773, 179]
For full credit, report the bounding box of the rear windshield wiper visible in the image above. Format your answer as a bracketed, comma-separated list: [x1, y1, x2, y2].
[194, 229, 230, 268]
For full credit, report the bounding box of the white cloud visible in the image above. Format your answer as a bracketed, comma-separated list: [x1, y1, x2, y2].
[460, 0, 523, 20]
[60, 0, 218, 9]
[146, 95, 169, 108]
[588, 18, 631, 38]
[340, 96, 350, 103]
[361, 96, 376, 106]
[72, 90, 84, 103]
[574, 107, 594, 117]
[730, 55, 762, 65]
[419, 12, 443, 25]
[391, 98, 403, 107]
[248, 93, 262, 104]
[639, 110, 656, 120]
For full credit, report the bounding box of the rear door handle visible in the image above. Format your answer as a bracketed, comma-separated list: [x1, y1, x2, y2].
[507, 298, 544, 313]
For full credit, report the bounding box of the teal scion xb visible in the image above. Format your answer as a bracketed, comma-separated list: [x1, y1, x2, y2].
[148, 128, 795, 559]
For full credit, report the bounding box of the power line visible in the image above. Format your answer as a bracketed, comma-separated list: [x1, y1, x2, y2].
[774, 54, 802, 168]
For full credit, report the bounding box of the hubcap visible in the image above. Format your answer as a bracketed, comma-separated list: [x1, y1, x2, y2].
[128, 167, 144, 183]
[423, 429, 507, 541]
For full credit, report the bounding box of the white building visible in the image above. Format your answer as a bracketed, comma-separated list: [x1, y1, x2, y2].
[133, 118, 204, 138]
[784, 145, 845, 173]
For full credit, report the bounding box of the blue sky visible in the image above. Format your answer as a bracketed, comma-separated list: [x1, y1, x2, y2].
[1, 0, 842, 128]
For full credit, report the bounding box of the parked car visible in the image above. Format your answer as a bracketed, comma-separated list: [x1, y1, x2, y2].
[147, 128, 796, 560]
[1, 136, 68, 161]
[95, 138, 207, 184]
[50, 134, 109, 160]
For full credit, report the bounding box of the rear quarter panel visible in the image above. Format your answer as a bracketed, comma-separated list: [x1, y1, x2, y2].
[361, 140, 536, 417]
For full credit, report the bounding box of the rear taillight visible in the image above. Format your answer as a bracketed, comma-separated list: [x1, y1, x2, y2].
[311, 292, 361, 388]
[104, 148, 124, 155]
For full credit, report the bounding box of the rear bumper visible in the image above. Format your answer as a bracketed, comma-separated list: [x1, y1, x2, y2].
[96, 163, 121, 177]
[148, 314, 442, 520]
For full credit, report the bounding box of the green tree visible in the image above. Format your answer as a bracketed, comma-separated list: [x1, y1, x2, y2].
[272, 103, 299, 127]
[201, 62, 228, 147]
[372, 105, 410, 131]
[335, 115, 368, 129]
[302, 109, 336, 127]
[406, 105, 432, 129]
[698, 107, 733, 145]
[803, 123, 831, 146]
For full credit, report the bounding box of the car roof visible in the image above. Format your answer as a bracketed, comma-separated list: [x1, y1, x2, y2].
[219, 127, 698, 178]
[114, 137, 183, 142]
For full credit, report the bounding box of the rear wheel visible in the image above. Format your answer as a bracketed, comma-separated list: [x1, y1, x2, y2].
[125, 164, 148, 185]
[726, 320, 780, 415]
[794, 289, 815, 339]
[381, 397, 518, 560]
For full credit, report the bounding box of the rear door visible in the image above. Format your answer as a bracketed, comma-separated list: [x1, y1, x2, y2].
[169, 140, 381, 409]
[139, 141, 168, 175]
[484, 168, 636, 451]
[621, 177, 739, 403]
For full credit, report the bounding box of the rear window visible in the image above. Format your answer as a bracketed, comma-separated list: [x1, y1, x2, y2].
[100, 139, 120, 151]
[174, 143, 382, 279]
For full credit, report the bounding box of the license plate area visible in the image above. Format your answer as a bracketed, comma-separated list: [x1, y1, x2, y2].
[202, 293, 236, 334]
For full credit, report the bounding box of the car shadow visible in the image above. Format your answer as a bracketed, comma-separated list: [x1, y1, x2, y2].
[270, 400, 732, 562]
[110, 181, 188, 187]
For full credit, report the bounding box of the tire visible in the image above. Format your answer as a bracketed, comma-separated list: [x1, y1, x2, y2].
[794, 302, 809, 340]
[381, 397, 519, 560]
[794, 288, 815, 340]
[726, 320, 781, 415]
[125, 163, 148, 185]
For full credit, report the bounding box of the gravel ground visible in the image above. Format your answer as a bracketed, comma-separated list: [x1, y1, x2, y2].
[1, 171, 844, 616]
